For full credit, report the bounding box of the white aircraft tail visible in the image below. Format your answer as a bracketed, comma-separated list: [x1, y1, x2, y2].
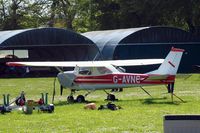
[148, 47, 184, 75]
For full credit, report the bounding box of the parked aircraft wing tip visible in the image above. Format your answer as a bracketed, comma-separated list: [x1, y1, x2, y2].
[6, 62, 23, 67]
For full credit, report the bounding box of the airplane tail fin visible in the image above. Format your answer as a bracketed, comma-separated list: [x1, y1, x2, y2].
[148, 47, 184, 75]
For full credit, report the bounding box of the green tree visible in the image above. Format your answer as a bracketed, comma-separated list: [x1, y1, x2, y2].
[73, 0, 100, 32]
[1, 0, 200, 31]
[94, 0, 200, 31]
[47, 0, 99, 32]
[0, 0, 29, 30]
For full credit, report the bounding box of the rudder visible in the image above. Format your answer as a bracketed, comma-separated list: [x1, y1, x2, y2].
[148, 47, 184, 75]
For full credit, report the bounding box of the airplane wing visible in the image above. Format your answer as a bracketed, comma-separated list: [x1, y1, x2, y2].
[6, 59, 163, 67]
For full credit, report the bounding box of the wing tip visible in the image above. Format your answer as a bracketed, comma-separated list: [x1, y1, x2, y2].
[6, 62, 24, 67]
[171, 47, 185, 52]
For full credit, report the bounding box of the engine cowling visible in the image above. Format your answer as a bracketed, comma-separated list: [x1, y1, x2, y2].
[57, 71, 76, 88]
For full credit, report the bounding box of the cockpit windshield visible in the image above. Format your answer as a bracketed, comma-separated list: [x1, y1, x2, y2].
[97, 67, 112, 74]
[79, 68, 92, 75]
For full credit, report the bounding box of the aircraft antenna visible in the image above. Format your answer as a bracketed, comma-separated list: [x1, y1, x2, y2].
[92, 45, 104, 61]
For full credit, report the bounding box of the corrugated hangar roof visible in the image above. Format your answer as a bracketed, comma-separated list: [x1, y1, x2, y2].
[0, 28, 95, 48]
[0, 29, 30, 45]
[82, 27, 148, 51]
[0, 28, 100, 62]
[83, 26, 200, 60]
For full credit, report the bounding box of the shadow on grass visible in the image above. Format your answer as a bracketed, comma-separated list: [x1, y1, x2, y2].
[54, 101, 68, 106]
[140, 97, 184, 105]
[54, 100, 98, 106]
[53, 97, 186, 106]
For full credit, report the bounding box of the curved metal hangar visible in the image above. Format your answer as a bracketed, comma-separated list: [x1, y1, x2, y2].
[83, 26, 200, 73]
[0, 28, 99, 77]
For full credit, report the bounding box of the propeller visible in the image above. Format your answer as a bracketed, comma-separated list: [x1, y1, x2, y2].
[60, 85, 63, 96]
[52, 67, 64, 103]
[52, 77, 57, 103]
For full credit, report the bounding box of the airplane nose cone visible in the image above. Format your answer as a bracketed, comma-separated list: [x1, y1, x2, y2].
[57, 72, 75, 88]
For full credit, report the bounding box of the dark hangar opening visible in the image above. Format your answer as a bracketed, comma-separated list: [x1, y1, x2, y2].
[0, 28, 99, 77]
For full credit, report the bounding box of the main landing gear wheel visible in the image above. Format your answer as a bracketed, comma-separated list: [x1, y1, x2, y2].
[107, 94, 116, 101]
[104, 90, 118, 101]
[67, 96, 74, 103]
[76, 95, 85, 103]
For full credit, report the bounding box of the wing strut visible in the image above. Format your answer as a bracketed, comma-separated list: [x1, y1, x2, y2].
[172, 93, 185, 102]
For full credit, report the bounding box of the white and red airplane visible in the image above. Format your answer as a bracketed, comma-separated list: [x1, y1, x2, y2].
[7, 47, 184, 103]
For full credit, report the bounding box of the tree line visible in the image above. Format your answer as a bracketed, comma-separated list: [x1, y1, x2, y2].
[0, 0, 199, 32]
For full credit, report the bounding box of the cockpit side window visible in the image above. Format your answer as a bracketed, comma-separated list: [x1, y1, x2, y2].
[97, 67, 112, 74]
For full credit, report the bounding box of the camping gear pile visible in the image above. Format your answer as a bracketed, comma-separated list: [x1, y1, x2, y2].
[22, 93, 54, 114]
[98, 102, 122, 110]
[0, 91, 54, 114]
[84, 102, 122, 111]
[0, 94, 12, 114]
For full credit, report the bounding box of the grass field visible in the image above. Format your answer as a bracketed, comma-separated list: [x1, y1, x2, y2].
[0, 74, 200, 132]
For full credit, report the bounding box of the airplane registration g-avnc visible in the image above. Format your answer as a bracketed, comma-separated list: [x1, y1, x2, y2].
[7, 47, 184, 103]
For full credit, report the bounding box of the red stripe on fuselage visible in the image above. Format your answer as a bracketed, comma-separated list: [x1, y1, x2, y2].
[74, 74, 175, 85]
[75, 74, 148, 84]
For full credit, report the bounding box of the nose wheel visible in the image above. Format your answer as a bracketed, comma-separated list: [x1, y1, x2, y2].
[67, 90, 75, 103]
[67, 95, 86, 103]
[67, 95, 74, 103]
[67, 90, 86, 103]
